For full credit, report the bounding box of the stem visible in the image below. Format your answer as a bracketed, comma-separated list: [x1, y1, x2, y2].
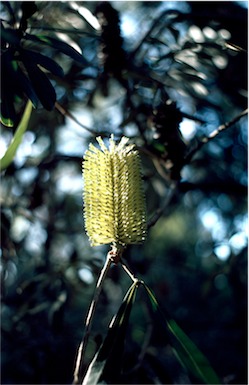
[120, 260, 137, 282]
[120, 258, 143, 285]
[129, 9, 180, 60]
[55, 102, 99, 136]
[202, 108, 248, 142]
[73, 252, 113, 384]
[147, 181, 177, 228]
[185, 108, 248, 163]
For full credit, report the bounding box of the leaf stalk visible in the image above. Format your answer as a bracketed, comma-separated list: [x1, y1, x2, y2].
[73, 251, 113, 384]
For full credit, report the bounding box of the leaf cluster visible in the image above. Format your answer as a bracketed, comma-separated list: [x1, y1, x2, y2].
[1, 1, 85, 127]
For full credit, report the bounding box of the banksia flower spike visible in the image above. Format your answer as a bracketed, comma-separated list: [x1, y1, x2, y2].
[83, 135, 147, 256]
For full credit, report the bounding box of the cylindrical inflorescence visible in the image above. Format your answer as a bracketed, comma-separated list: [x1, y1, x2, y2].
[83, 136, 147, 248]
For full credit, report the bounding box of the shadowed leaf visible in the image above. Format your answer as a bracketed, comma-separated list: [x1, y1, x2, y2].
[21, 49, 64, 78]
[21, 51, 56, 110]
[143, 284, 221, 384]
[82, 281, 139, 385]
[1, 27, 21, 46]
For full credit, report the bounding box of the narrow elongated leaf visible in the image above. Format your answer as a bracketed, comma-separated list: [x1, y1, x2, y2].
[25, 33, 87, 64]
[1, 27, 21, 46]
[0, 101, 33, 171]
[0, 100, 15, 128]
[1, 51, 39, 122]
[21, 52, 56, 110]
[82, 281, 139, 385]
[13, 64, 39, 108]
[1, 53, 18, 126]
[1, 68, 16, 127]
[21, 49, 64, 78]
[143, 284, 221, 384]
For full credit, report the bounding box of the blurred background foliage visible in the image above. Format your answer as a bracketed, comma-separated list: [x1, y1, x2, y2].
[0, 1, 247, 384]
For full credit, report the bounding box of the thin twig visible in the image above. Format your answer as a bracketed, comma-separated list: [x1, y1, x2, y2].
[202, 108, 248, 142]
[120, 258, 145, 287]
[120, 258, 154, 375]
[73, 252, 113, 384]
[185, 108, 248, 163]
[147, 181, 177, 228]
[129, 9, 180, 60]
[55, 102, 99, 136]
[120, 258, 139, 283]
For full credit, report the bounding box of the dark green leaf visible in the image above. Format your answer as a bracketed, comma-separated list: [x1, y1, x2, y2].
[25, 33, 87, 64]
[21, 49, 64, 78]
[143, 284, 221, 385]
[1, 27, 22, 46]
[2, 50, 39, 113]
[1, 52, 18, 126]
[82, 281, 139, 385]
[21, 51, 56, 110]
[13, 64, 39, 108]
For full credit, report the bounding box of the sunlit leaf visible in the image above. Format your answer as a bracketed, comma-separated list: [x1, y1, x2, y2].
[0, 86, 16, 128]
[25, 33, 87, 64]
[82, 281, 139, 385]
[0, 109, 15, 128]
[143, 284, 221, 385]
[224, 42, 247, 52]
[0, 101, 33, 171]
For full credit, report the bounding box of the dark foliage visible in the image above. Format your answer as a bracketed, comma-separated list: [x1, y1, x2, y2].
[1, 2, 85, 126]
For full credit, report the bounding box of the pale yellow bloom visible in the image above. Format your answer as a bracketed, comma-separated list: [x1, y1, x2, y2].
[83, 136, 147, 248]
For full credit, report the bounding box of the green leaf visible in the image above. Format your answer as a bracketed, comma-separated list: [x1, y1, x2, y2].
[1, 94, 16, 128]
[25, 33, 88, 65]
[21, 52, 56, 110]
[13, 63, 39, 108]
[0, 110, 15, 128]
[21, 49, 64, 78]
[82, 281, 139, 385]
[1, 51, 38, 125]
[143, 284, 221, 385]
[1, 27, 22, 46]
[1, 52, 18, 126]
[0, 101, 33, 171]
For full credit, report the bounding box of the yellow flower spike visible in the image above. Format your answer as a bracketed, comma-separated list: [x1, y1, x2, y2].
[82, 135, 147, 250]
